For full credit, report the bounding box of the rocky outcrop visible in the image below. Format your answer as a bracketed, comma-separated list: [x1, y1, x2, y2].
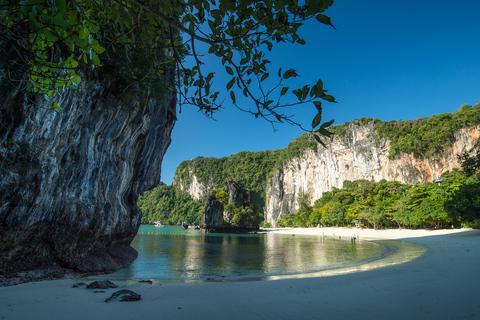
[174, 171, 214, 201]
[200, 180, 259, 233]
[200, 195, 224, 232]
[265, 122, 480, 226]
[0, 71, 176, 281]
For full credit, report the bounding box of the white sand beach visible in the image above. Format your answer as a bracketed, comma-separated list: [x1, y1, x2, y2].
[1, 227, 479, 320]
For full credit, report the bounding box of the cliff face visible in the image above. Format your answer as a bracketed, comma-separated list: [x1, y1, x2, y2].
[264, 122, 480, 226]
[174, 172, 214, 201]
[200, 195, 224, 231]
[200, 180, 259, 233]
[0, 75, 176, 281]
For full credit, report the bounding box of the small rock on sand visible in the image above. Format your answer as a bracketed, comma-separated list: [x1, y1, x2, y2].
[86, 280, 118, 289]
[105, 290, 141, 302]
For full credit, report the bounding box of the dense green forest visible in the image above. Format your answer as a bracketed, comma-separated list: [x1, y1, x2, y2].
[174, 133, 318, 211]
[138, 183, 204, 225]
[276, 150, 480, 229]
[330, 103, 480, 159]
[138, 181, 263, 226]
[139, 104, 480, 228]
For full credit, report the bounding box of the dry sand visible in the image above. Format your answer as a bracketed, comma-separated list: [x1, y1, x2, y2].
[1, 227, 479, 320]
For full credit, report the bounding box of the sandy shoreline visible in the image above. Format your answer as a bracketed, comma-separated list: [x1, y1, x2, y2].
[1, 227, 479, 319]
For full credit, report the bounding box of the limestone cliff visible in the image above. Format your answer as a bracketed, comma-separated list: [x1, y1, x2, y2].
[0, 73, 176, 282]
[200, 180, 259, 233]
[174, 172, 214, 201]
[265, 122, 480, 226]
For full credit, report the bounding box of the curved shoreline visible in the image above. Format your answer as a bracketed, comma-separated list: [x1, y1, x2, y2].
[1, 228, 479, 319]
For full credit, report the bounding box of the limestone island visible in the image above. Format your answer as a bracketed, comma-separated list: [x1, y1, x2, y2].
[200, 179, 261, 233]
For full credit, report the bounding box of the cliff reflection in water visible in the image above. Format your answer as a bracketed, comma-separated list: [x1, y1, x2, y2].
[107, 226, 387, 281]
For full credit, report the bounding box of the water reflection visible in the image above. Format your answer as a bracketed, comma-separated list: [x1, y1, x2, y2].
[100, 226, 426, 282]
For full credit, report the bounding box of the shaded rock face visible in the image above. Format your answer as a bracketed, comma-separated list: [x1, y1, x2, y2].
[224, 179, 250, 207]
[223, 180, 258, 229]
[201, 180, 258, 233]
[200, 194, 224, 231]
[0, 75, 176, 278]
[265, 122, 480, 226]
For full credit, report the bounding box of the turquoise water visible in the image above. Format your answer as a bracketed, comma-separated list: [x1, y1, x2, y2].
[99, 225, 424, 282]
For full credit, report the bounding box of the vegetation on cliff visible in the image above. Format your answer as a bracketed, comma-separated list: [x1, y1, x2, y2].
[277, 148, 480, 229]
[140, 104, 480, 228]
[138, 180, 262, 228]
[374, 103, 480, 158]
[328, 103, 480, 159]
[175, 133, 318, 211]
[138, 184, 204, 226]
[211, 181, 262, 228]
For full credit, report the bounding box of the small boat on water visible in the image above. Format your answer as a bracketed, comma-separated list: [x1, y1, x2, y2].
[154, 221, 164, 228]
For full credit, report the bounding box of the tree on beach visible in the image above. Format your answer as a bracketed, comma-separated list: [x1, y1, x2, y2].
[1, 0, 337, 137]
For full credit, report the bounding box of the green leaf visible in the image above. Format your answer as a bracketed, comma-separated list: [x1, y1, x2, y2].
[72, 36, 87, 47]
[206, 72, 214, 83]
[318, 127, 333, 137]
[316, 14, 336, 30]
[71, 75, 81, 84]
[320, 119, 335, 129]
[55, 0, 66, 13]
[293, 89, 303, 101]
[283, 69, 298, 79]
[280, 87, 289, 96]
[20, 1, 28, 17]
[302, 85, 309, 99]
[208, 19, 216, 33]
[70, 59, 78, 68]
[321, 94, 337, 102]
[230, 91, 236, 104]
[53, 14, 71, 30]
[92, 44, 105, 54]
[44, 30, 58, 42]
[50, 101, 63, 112]
[226, 78, 235, 90]
[78, 28, 87, 40]
[312, 113, 322, 129]
[225, 66, 234, 75]
[297, 38, 306, 45]
[314, 134, 326, 147]
[260, 73, 269, 82]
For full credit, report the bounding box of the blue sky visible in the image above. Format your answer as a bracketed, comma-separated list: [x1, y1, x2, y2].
[160, 0, 480, 184]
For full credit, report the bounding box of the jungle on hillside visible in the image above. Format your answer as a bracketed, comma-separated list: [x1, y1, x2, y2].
[139, 104, 480, 228]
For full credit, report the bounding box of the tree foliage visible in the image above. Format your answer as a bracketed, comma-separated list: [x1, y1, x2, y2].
[138, 183, 204, 225]
[175, 134, 319, 211]
[214, 185, 262, 227]
[445, 147, 480, 227]
[1, 0, 338, 135]
[150, 106, 480, 229]
[280, 169, 480, 229]
[457, 147, 480, 177]
[374, 104, 480, 158]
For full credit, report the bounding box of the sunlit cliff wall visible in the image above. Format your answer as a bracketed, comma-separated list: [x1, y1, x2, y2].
[264, 122, 480, 225]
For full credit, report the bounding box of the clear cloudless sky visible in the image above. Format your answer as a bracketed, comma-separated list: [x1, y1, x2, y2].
[160, 0, 480, 184]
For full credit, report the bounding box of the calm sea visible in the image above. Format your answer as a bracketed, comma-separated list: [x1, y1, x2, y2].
[97, 225, 425, 283]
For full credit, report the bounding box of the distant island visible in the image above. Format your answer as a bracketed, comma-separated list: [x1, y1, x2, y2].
[139, 104, 480, 230]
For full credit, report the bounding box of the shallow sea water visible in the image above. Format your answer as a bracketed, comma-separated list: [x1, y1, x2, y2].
[95, 225, 427, 283]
